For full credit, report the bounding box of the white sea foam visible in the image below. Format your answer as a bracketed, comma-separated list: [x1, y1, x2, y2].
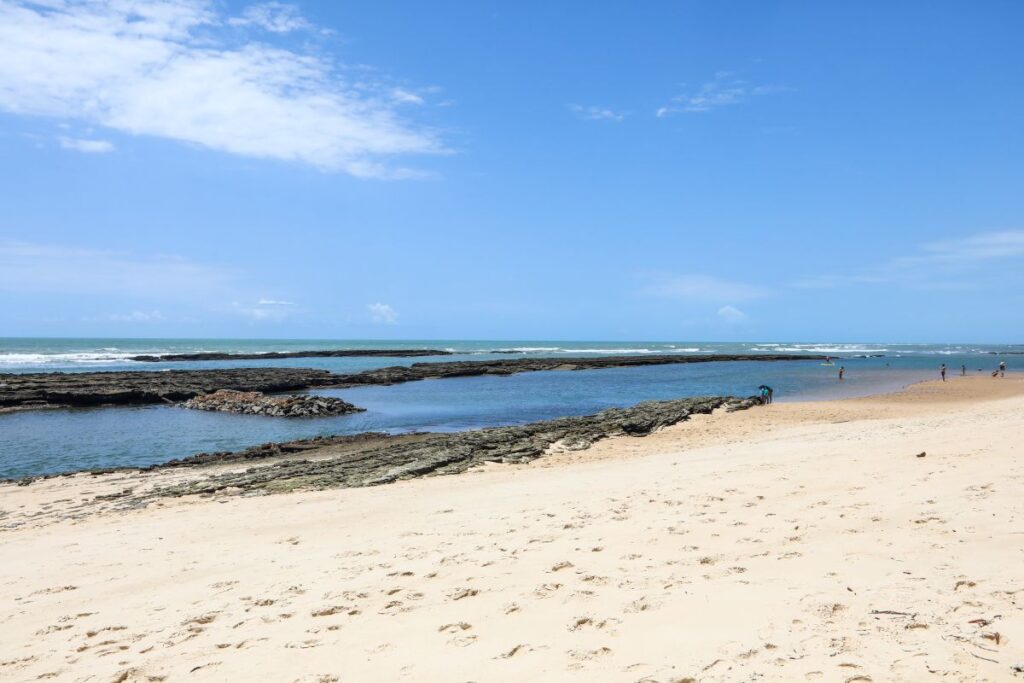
[559, 348, 659, 354]
[750, 344, 890, 354]
[484, 346, 706, 355]
[0, 351, 141, 366]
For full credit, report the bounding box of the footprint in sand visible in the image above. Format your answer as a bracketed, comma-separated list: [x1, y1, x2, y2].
[567, 646, 612, 665]
[568, 616, 620, 632]
[438, 622, 472, 633]
[624, 597, 659, 613]
[497, 643, 532, 659]
[448, 588, 479, 601]
[30, 585, 78, 596]
[310, 605, 351, 617]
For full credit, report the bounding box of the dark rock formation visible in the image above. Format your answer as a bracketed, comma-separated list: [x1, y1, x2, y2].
[183, 390, 363, 417]
[130, 349, 452, 362]
[0, 353, 823, 413]
[109, 395, 763, 500]
[321, 354, 826, 388]
[0, 368, 335, 413]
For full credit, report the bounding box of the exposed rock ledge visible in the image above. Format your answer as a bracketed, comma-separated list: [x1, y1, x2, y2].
[0, 368, 334, 413]
[183, 390, 363, 417]
[54, 395, 762, 504]
[0, 354, 822, 413]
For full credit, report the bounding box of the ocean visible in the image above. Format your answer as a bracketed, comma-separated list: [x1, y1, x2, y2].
[0, 338, 1017, 479]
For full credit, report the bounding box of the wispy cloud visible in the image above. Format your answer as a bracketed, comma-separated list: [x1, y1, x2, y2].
[656, 71, 786, 117]
[640, 273, 768, 303]
[717, 305, 748, 323]
[794, 230, 1024, 290]
[569, 104, 625, 123]
[227, 2, 313, 34]
[257, 298, 296, 306]
[0, 0, 445, 178]
[367, 302, 398, 325]
[231, 300, 296, 321]
[391, 88, 425, 105]
[106, 310, 165, 322]
[58, 136, 115, 154]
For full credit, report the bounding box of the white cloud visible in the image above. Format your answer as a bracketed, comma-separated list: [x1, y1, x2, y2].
[257, 298, 295, 306]
[367, 302, 398, 325]
[717, 305, 748, 323]
[230, 300, 296, 321]
[391, 88, 425, 105]
[657, 71, 785, 117]
[640, 274, 768, 302]
[569, 104, 625, 122]
[0, 0, 444, 178]
[794, 229, 1024, 289]
[107, 310, 165, 322]
[904, 230, 1024, 265]
[228, 2, 311, 33]
[58, 136, 114, 153]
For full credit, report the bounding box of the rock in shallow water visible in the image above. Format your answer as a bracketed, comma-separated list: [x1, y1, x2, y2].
[182, 390, 363, 417]
[0, 354, 823, 412]
[136, 395, 763, 498]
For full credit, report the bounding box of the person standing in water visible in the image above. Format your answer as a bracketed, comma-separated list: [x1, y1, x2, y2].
[940, 363, 947, 381]
[961, 364, 967, 376]
[1000, 361, 1006, 377]
[838, 366, 845, 380]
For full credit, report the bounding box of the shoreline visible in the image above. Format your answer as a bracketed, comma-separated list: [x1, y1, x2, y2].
[2, 376, 1023, 681]
[3, 395, 761, 494]
[0, 371, 1005, 483]
[0, 353, 823, 413]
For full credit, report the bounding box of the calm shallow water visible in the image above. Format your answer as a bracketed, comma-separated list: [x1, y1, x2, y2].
[0, 338, 1017, 478]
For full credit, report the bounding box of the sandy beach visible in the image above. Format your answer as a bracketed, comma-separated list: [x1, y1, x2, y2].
[2, 375, 1023, 682]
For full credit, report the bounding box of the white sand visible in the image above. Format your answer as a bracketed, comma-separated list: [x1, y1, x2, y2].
[2, 376, 1023, 682]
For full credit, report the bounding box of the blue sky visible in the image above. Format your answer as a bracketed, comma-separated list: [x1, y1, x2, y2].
[1, 0, 1022, 342]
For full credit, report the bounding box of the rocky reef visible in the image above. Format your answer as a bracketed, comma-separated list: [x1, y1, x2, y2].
[131, 349, 452, 362]
[0, 368, 335, 413]
[118, 395, 761, 500]
[182, 390, 363, 417]
[322, 354, 822, 388]
[0, 353, 822, 413]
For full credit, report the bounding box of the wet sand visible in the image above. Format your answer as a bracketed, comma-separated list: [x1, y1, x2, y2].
[1, 375, 1022, 681]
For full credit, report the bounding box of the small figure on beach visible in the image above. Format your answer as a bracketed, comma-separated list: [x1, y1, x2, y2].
[940, 364, 947, 381]
[999, 361, 1006, 378]
[838, 366, 845, 380]
[758, 384, 774, 405]
[961, 364, 966, 376]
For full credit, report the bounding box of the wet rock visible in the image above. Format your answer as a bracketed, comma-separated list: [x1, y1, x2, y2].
[0, 368, 334, 413]
[0, 354, 821, 413]
[136, 395, 762, 499]
[182, 390, 363, 417]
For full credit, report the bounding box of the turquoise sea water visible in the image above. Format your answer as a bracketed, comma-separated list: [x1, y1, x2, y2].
[0, 338, 1018, 479]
